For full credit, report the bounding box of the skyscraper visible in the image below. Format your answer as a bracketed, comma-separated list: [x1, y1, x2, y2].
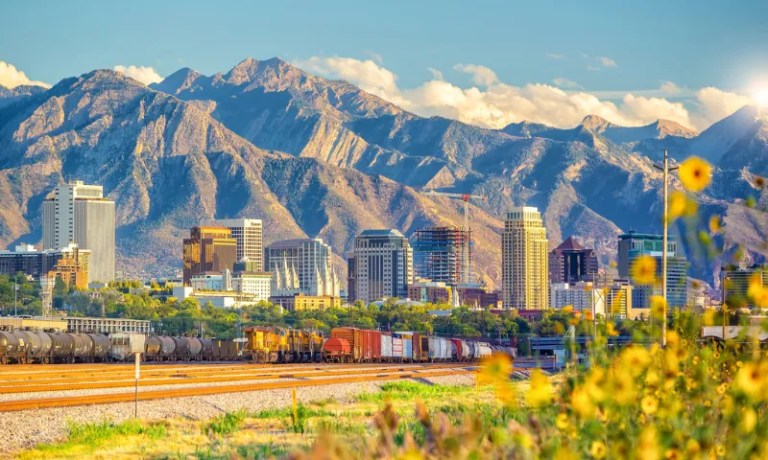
[182, 226, 237, 285]
[412, 226, 471, 285]
[202, 218, 263, 270]
[502, 207, 549, 310]
[42, 181, 115, 283]
[352, 229, 413, 304]
[548, 236, 599, 283]
[264, 238, 339, 297]
[617, 231, 688, 308]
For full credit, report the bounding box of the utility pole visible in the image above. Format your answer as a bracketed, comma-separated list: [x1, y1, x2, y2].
[653, 150, 679, 347]
[13, 279, 18, 316]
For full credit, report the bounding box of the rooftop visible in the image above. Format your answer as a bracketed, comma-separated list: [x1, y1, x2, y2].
[359, 229, 405, 237]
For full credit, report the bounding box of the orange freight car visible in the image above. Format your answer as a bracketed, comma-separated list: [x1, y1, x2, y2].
[323, 327, 381, 363]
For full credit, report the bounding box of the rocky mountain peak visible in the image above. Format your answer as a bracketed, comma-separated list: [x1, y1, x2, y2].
[580, 114, 614, 132]
[655, 119, 697, 139]
[152, 67, 204, 95]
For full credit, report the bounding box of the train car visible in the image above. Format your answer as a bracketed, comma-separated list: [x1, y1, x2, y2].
[88, 334, 111, 362]
[188, 337, 203, 361]
[381, 332, 393, 362]
[109, 333, 145, 361]
[200, 338, 214, 361]
[471, 342, 493, 359]
[394, 332, 413, 362]
[0, 331, 27, 364]
[323, 327, 381, 363]
[18, 330, 52, 363]
[144, 336, 162, 361]
[428, 336, 452, 362]
[49, 332, 76, 363]
[244, 326, 289, 363]
[392, 335, 404, 362]
[157, 336, 176, 361]
[72, 333, 93, 363]
[287, 329, 325, 362]
[210, 338, 238, 360]
[412, 333, 430, 362]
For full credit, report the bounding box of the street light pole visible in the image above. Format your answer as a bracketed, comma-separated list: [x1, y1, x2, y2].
[653, 150, 679, 348]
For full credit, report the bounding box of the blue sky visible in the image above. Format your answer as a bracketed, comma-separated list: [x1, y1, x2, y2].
[2, 0, 767, 129]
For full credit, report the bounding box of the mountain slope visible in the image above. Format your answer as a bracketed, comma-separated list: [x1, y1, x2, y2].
[0, 70, 504, 283]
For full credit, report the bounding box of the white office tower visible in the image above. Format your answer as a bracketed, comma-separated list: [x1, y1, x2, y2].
[202, 218, 263, 270]
[265, 238, 340, 297]
[42, 181, 115, 283]
[352, 229, 413, 304]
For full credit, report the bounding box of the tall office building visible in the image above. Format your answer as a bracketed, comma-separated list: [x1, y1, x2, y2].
[412, 226, 471, 285]
[42, 181, 115, 283]
[182, 226, 237, 285]
[202, 219, 263, 270]
[617, 231, 688, 308]
[548, 236, 599, 283]
[0, 243, 91, 289]
[346, 254, 357, 304]
[351, 229, 413, 304]
[265, 238, 339, 297]
[502, 207, 549, 310]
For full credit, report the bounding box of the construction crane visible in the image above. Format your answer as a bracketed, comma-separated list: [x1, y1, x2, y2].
[422, 190, 486, 287]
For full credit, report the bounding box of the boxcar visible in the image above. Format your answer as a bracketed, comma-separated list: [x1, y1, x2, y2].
[428, 337, 451, 362]
[324, 328, 381, 363]
[394, 333, 413, 362]
[412, 333, 430, 362]
[380, 332, 393, 362]
[392, 336, 404, 362]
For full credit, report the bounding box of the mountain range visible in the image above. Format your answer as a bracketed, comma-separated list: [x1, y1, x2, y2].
[0, 57, 766, 289]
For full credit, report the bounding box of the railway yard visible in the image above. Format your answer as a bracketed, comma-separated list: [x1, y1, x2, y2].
[0, 361, 480, 455]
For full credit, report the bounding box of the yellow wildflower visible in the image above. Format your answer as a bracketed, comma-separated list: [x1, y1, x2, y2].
[631, 255, 657, 285]
[590, 441, 607, 459]
[741, 407, 757, 433]
[686, 439, 701, 456]
[735, 362, 767, 399]
[641, 395, 659, 415]
[678, 156, 712, 192]
[637, 426, 660, 460]
[667, 190, 697, 222]
[526, 369, 553, 407]
[620, 345, 651, 374]
[570, 387, 594, 419]
[747, 273, 768, 308]
[555, 413, 569, 430]
[606, 322, 619, 337]
[708, 215, 721, 233]
[478, 353, 512, 386]
[650, 296, 666, 320]
[562, 304, 574, 314]
[665, 449, 681, 460]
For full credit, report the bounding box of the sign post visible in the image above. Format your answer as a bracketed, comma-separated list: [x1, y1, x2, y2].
[134, 352, 141, 418]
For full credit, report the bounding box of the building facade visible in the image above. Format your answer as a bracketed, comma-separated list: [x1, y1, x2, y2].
[457, 286, 500, 309]
[351, 229, 413, 304]
[42, 181, 115, 282]
[202, 218, 263, 270]
[408, 280, 452, 304]
[502, 207, 549, 310]
[265, 238, 339, 297]
[617, 231, 688, 309]
[722, 264, 768, 308]
[269, 294, 342, 312]
[189, 269, 271, 302]
[182, 226, 237, 285]
[549, 236, 599, 284]
[411, 226, 471, 286]
[0, 243, 91, 289]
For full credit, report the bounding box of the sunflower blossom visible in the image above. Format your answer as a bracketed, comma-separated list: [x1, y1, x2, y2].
[678, 156, 712, 192]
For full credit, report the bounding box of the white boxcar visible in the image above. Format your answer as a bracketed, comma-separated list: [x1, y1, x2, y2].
[109, 333, 146, 361]
[428, 337, 451, 361]
[380, 332, 393, 360]
[392, 337, 403, 362]
[459, 340, 472, 360]
[473, 342, 492, 359]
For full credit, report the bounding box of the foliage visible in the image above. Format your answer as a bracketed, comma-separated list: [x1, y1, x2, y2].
[206, 410, 247, 436]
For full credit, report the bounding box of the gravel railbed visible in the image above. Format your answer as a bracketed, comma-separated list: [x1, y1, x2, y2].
[0, 364, 474, 402]
[0, 373, 475, 457]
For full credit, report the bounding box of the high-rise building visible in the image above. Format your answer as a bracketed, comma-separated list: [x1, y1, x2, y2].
[722, 264, 768, 308]
[617, 231, 688, 308]
[346, 254, 357, 304]
[351, 229, 413, 304]
[412, 226, 471, 286]
[182, 226, 237, 285]
[42, 181, 115, 282]
[202, 219, 263, 270]
[0, 243, 91, 289]
[264, 238, 339, 297]
[549, 236, 599, 283]
[502, 207, 549, 310]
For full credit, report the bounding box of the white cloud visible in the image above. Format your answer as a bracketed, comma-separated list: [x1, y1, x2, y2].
[427, 67, 444, 81]
[546, 53, 566, 60]
[0, 61, 50, 89]
[552, 77, 583, 90]
[598, 56, 618, 68]
[298, 56, 752, 131]
[113, 65, 163, 85]
[453, 64, 499, 87]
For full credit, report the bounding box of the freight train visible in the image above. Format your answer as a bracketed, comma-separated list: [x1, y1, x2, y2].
[0, 325, 515, 365]
[244, 326, 514, 364]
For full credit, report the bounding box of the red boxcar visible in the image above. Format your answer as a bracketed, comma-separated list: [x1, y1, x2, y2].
[412, 333, 430, 362]
[450, 338, 464, 362]
[325, 328, 382, 362]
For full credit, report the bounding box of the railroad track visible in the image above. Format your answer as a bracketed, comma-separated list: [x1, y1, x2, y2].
[0, 363, 471, 394]
[0, 365, 478, 412]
